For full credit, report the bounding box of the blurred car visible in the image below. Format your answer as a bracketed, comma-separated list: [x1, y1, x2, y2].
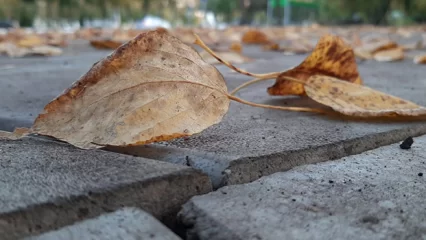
[135, 15, 171, 29]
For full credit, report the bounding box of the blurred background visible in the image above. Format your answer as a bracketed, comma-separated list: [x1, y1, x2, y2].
[1, 0, 426, 31]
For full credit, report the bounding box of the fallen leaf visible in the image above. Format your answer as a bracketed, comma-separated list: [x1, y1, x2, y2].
[356, 40, 398, 55]
[303, 75, 426, 117]
[90, 39, 124, 50]
[373, 48, 404, 62]
[263, 42, 280, 51]
[229, 42, 242, 53]
[30, 45, 63, 56]
[31, 29, 230, 149]
[0, 42, 30, 57]
[242, 29, 270, 45]
[268, 34, 363, 96]
[17, 35, 44, 48]
[413, 54, 426, 64]
[199, 50, 252, 65]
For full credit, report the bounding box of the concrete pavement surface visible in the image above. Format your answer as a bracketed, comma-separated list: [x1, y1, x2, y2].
[179, 135, 426, 240]
[1, 38, 426, 239]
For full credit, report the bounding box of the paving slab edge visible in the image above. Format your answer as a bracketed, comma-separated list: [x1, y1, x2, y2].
[224, 125, 426, 186]
[108, 125, 426, 189]
[0, 154, 211, 239]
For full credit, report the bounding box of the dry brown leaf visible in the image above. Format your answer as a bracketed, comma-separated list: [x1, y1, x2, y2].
[31, 29, 230, 149]
[303, 75, 426, 117]
[30, 45, 63, 56]
[268, 34, 363, 96]
[356, 40, 398, 55]
[17, 35, 44, 48]
[242, 29, 270, 45]
[263, 42, 280, 51]
[229, 42, 242, 53]
[373, 48, 404, 62]
[90, 39, 124, 49]
[0, 42, 62, 57]
[413, 54, 426, 64]
[199, 51, 252, 65]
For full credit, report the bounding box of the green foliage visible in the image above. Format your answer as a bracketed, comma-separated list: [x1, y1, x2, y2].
[207, 0, 238, 22]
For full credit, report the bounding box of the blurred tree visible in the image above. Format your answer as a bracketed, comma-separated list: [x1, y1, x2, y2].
[207, 0, 238, 22]
[1, 0, 425, 27]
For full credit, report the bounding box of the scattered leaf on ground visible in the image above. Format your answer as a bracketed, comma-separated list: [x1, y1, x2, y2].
[262, 42, 280, 51]
[31, 29, 230, 149]
[413, 54, 426, 64]
[90, 39, 124, 49]
[373, 48, 404, 62]
[357, 40, 398, 54]
[17, 35, 44, 48]
[303, 75, 426, 117]
[268, 34, 363, 96]
[229, 42, 242, 53]
[31, 46, 63, 56]
[242, 29, 270, 45]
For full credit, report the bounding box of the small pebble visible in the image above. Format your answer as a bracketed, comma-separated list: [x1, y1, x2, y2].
[418, 173, 423, 177]
[328, 180, 334, 184]
[400, 137, 414, 150]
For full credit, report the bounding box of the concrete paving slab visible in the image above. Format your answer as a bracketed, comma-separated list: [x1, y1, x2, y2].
[0, 137, 211, 239]
[27, 208, 181, 240]
[111, 57, 426, 187]
[1, 43, 426, 189]
[178, 135, 426, 240]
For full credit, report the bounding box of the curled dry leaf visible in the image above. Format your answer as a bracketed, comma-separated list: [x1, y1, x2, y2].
[242, 29, 270, 45]
[373, 48, 404, 62]
[31, 29, 230, 149]
[268, 34, 363, 96]
[303, 75, 426, 117]
[355, 40, 398, 55]
[413, 54, 426, 64]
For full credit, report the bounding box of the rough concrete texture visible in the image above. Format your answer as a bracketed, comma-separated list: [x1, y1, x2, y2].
[2, 43, 426, 188]
[179, 135, 426, 240]
[0, 137, 211, 239]
[27, 208, 182, 240]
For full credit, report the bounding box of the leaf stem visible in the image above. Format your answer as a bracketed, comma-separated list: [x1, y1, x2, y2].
[194, 33, 281, 79]
[230, 77, 273, 95]
[226, 94, 327, 114]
